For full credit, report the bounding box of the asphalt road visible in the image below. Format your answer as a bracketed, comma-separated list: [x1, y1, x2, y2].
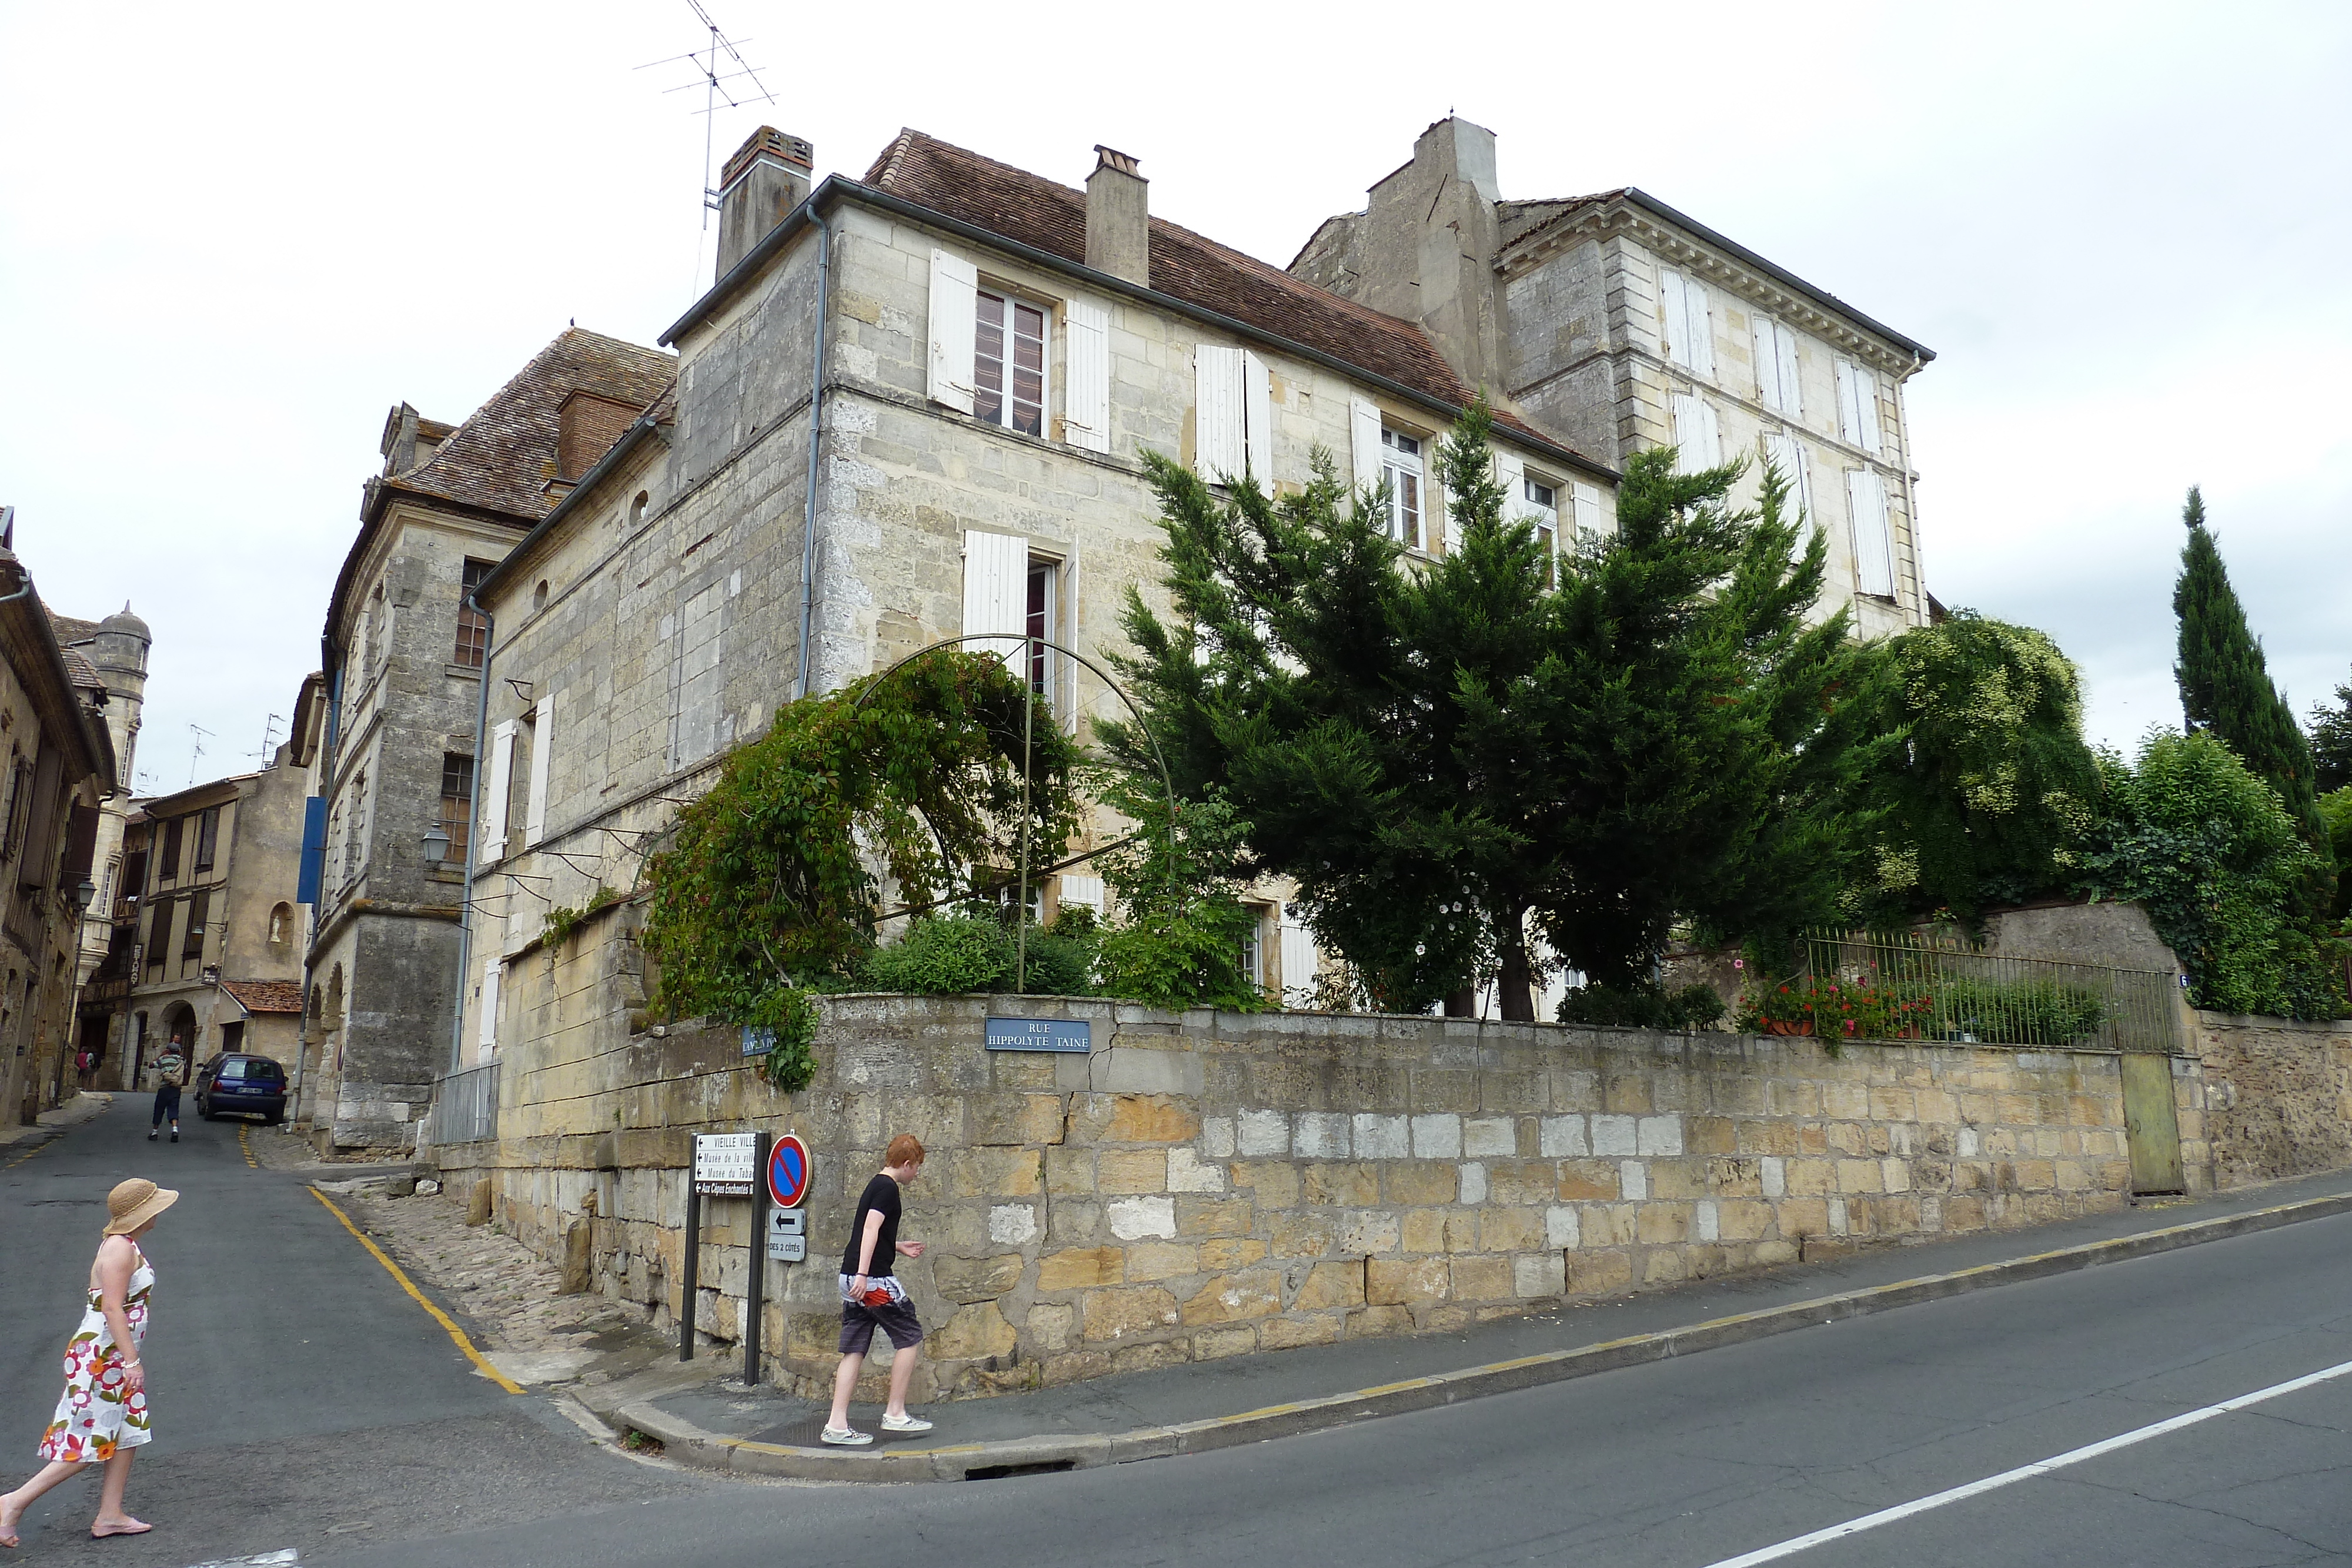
[13, 1099, 2352, 1566]
[0, 1098, 695, 1564]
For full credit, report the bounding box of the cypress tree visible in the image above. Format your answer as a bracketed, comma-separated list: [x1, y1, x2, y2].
[2311, 670, 2352, 795]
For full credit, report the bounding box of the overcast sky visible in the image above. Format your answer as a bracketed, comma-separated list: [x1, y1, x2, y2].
[3, 1, 2346, 794]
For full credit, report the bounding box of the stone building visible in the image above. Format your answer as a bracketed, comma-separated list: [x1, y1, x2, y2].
[447, 123, 1620, 1078]
[108, 698, 312, 1088]
[0, 513, 120, 1124]
[300, 332, 673, 1149]
[1291, 117, 1937, 634]
[51, 604, 151, 1088]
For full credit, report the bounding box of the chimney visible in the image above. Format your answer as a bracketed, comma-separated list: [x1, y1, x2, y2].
[1085, 145, 1149, 286]
[714, 126, 815, 283]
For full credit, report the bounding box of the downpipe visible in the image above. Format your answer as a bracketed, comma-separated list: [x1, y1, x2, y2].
[796, 205, 833, 700]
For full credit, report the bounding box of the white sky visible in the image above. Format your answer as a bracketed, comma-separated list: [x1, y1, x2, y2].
[3, 1, 2346, 794]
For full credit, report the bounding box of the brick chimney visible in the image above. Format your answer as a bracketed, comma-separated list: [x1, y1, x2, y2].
[1085, 145, 1149, 286]
[714, 126, 814, 282]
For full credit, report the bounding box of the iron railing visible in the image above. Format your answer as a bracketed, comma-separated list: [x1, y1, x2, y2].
[429, 1059, 500, 1146]
[1772, 929, 2181, 1053]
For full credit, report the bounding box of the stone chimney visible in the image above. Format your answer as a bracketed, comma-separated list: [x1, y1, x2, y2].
[1085, 146, 1149, 286]
[714, 126, 815, 282]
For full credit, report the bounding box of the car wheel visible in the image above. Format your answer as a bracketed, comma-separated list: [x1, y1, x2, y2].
[198, 1099, 215, 1121]
[265, 1109, 284, 1126]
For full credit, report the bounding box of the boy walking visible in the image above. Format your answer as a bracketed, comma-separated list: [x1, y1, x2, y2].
[147, 1040, 186, 1143]
[822, 1134, 931, 1446]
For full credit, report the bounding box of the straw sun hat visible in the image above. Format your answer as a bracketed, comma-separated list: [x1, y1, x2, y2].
[103, 1178, 179, 1236]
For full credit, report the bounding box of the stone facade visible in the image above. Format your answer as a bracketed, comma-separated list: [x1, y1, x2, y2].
[51, 604, 149, 1088]
[2194, 1012, 2352, 1188]
[430, 967, 2203, 1403]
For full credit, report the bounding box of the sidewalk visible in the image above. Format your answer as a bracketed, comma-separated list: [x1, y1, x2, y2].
[574, 1167, 2352, 1482]
[0, 1091, 113, 1149]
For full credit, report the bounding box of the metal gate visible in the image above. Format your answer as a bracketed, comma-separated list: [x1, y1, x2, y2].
[2120, 1052, 2184, 1195]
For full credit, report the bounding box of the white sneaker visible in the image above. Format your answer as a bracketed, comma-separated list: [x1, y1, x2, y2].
[880, 1412, 933, 1433]
[819, 1426, 872, 1446]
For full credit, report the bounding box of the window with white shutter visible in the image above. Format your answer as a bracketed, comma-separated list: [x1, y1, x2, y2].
[927, 249, 978, 414]
[1761, 433, 1813, 533]
[1753, 316, 1805, 417]
[1835, 358, 1883, 454]
[1243, 351, 1273, 480]
[1024, 558, 1059, 703]
[477, 959, 502, 1054]
[1195, 345, 1245, 479]
[1058, 873, 1105, 918]
[1489, 450, 1524, 556]
[1672, 394, 1722, 472]
[523, 692, 557, 847]
[1380, 426, 1425, 549]
[482, 721, 516, 860]
[961, 529, 1029, 671]
[1572, 481, 1603, 542]
[1846, 469, 1896, 598]
[975, 288, 1048, 436]
[1522, 476, 1559, 563]
[1278, 905, 1320, 1007]
[1064, 296, 1111, 453]
[1349, 396, 1384, 496]
[1659, 268, 1715, 378]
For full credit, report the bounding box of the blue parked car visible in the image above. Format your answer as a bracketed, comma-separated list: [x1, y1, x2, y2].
[194, 1053, 288, 1124]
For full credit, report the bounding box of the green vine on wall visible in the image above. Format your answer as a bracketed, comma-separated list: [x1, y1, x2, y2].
[541, 884, 625, 950]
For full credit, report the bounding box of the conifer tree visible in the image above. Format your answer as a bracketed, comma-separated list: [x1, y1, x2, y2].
[2311, 670, 2352, 795]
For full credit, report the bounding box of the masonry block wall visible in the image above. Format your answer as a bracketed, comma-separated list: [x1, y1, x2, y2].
[2194, 1012, 2352, 1187]
[430, 955, 2214, 1405]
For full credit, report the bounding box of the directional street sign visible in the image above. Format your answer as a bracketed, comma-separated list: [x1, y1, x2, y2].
[767, 1207, 807, 1262]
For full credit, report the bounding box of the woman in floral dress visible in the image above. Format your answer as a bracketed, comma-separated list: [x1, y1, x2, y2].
[0, 1176, 176, 1547]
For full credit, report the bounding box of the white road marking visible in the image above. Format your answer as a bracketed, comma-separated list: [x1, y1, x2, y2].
[183, 1553, 298, 1567]
[1698, 1353, 2352, 1567]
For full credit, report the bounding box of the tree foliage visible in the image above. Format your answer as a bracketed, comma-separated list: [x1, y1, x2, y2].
[2310, 671, 2352, 796]
[2077, 730, 2345, 1019]
[2174, 487, 2323, 827]
[1102, 399, 1890, 1016]
[1091, 774, 1267, 1012]
[1847, 612, 2101, 926]
[639, 651, 1080, 1086]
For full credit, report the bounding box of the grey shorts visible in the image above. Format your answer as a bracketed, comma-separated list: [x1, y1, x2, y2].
[840, 1296, 924, 1356]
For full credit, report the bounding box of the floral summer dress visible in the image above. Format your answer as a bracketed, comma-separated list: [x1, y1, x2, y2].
[38, 1247, 152, 1462]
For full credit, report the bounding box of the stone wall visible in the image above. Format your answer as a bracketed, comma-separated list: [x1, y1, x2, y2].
[430, 952, 2207, 1404]
[2194, 1011, 2352, 1187]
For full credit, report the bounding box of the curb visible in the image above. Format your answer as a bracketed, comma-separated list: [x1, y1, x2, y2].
[600, 1188, 2352, 1484]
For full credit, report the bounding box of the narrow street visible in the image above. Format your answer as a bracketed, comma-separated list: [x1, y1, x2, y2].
[11, 1102, 2352, 1566]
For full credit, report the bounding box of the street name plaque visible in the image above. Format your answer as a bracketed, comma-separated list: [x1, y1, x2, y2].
[985, 1017, 1091, 1053]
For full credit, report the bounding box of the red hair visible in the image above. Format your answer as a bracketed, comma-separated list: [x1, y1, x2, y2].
[885, 1134, 926, 1168]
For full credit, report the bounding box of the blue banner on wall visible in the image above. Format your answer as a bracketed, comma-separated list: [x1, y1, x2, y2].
[295, 795, 328, 905]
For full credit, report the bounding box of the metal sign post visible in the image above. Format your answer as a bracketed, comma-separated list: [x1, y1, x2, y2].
[744, 1131, 769, 1386]
[685, 1131, 760, 1365]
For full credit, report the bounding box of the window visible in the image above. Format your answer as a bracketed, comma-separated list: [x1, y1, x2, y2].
[1753, 316, 1805, 417]
[158, 816, 184, 882]
[439, 754, 475, 866]
[1658, 269, 1715, 377]
[1024, 561, 1057, 700]
[523, 695, 558, 847]
[1240, 905, 1268, 992]
[1671, 395, 1722, 472]
[1524, 478, 1559, 560]
[455, 559, 493, 668]
[0, 754, 25, 862]
[532, 580, 549, 613]
[629, 490, 650, 527]
[368, 581, 388, 670]
[1572, 482, 1603, 544]
[341, 771, 368, 887]
[1846, 470, 1897, 599]
[1380, 427, 1424, 549]
[145, 900, 171, 976]
[1761, 433, 1813, 533]
[1835, 359, 1883, 454]
[182, 888, 209, 961]
[975, 289, 1047, 436]
[193, 806, 220, 873]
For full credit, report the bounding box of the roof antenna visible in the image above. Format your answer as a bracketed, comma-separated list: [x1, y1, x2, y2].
[186, 722, 213, 787]
[635, 2, 777, 290]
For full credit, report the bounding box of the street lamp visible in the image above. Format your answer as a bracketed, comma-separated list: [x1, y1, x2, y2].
[72, 878, 96, 914]
[421, 823, 452, 865]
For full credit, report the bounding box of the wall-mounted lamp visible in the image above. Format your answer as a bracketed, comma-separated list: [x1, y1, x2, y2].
[422, 823, 452, 864]
[202, 964, 220, 988]
[72, 878, 97, 913]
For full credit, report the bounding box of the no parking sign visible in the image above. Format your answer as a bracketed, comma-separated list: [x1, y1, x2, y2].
[767, 1133, 811, 1209]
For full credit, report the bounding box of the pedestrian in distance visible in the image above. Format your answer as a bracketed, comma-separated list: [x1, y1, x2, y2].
[0, 1177, 177, 1548]
[822, 1134, 932, 1446]
[146, 1039, 185, 1144]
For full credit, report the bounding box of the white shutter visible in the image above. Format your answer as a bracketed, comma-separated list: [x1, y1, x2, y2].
[1058, 874, 1105, 916]
[1572, 480, 1603, 541]
[1659, 269, 1689, 368]
[483, 720, 516, 859]
[1850, 363, 1882, 454]
[477, 959, 502, 1052]
[1242, 350, 1274, 482]
[1698, 400, 1722, 467]
[927, 248, 978, 415]
[1492, 450, 1526, 552]
[1064, 295, 1111, 453]
[1847, 470, 1895, 597]
[961, 529, 1029, 669]
[1683, 278, 1715, 379]
[1774, 323, 1803, 422]
[1752, 317, 1779, 410]
[1279, 906, 1320, 1007]
[1350, 395, 1384, 496]
[1672, 394, 1702, 473]
[1763, 433, 1812, 549]
[1194, 345, 1245, 479]
[1834, 359, 1860, 446]
[523, 691, 557, 847]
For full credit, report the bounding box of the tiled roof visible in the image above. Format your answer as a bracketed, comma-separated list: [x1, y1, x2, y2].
[57, 645, 102, 690]
[48, 611, 100, 644]
[1496, 192, 1626, 259]
[220, 978, 303, 1014]
[860, 131, 1593, 462]
[383, 329, 674, 521]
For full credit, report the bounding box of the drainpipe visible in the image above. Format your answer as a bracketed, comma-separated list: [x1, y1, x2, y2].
[449, 594, 495, 1074]
[796, 205, 834, 700]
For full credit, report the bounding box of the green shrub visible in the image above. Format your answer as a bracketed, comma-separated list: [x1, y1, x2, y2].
[858, 915, 1016, 994]
[1936, 976, 2106, 1045]
[1558, 982, 1726, 1031]
[2321, 787, 2352, 923]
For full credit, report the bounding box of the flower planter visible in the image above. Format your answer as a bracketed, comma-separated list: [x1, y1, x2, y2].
[1764, 1018, 1814, 1037]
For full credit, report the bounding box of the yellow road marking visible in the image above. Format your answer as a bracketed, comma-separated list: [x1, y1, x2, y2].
[307, 1187, 524, 1393]
[238, 1125, 258, 1168]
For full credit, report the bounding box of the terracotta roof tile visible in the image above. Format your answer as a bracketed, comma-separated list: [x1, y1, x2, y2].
[860, 131, 1593, 462]
[57, 645, 102, 690]
[48, 612, 100, 644]
[220, 978, 303, 1015]
[386, 329, 675, 521]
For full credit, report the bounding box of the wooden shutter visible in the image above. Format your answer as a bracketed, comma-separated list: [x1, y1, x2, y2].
[1572, 481, 1603, 541]
[1683, 277, 1715, 378]
[1763, 433, 1812, 551]
[1492, 450, 1527, 552]
[523, 691, 557, 847]
[1752, 317, 1779, 410]
[1194, 345, 1245, 479]
[961, 530, 1029, 670]
[1242, 351, 1274, 482]
[1850, 363, 1882, 454]
[927, 248, 978, 414]
[1279, 905, 1320, 1007]
[477, 960, 502, 1052]
[483, 720, 516, 858]
[1351, 396, 1384, 495]
[1847, 470, 1895, 597]
[1058, 873, 1105, 916]
[1064, 295, 1111, 453]
[1672, 394, 1703, 472]
[1659, 269, 1689, 367]
[1774, 323, 1803, 421]
[1834, 359, 1860, 446]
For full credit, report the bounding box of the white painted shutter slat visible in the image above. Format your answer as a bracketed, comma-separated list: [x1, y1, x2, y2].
[1279, 906, 1321, 1008]
[927, 248, 978, 415]
[1350, 395, 1384, 497]
[1690, 399, 1722, 469]
[1684, 278, 1715, 379]
[1058, 874, 1105, 916]
[483, 720, 516, 859]
[1659, 269, 1689, 368]
[1852, 364, 1882, 454]
[1672, 394, 1701, 473]
[1493, 452, 1526, 548]
[1242, 350, 1274, 482]
[1064, 295, 1111, 453]
[961, 530, 1030, 670]
[1847, 470, 1895, 597]
[523, 692, 557, 847]
[477, 960, 502, 1052]
[1775, 324, 1803, 422]
[1572, 481, 1603, 542]
[1833, 359, 1858, 446]
[1193, 345, 1244, 479]
[1752, 317, 1778, 410]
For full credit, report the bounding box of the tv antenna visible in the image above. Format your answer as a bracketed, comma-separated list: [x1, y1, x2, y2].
[186, 723, 213, 787]
[635, 2, 777, 285]
[252, 712, 283, 764]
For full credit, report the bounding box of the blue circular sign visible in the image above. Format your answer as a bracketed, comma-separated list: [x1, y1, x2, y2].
[767, 1134, 811, 1208]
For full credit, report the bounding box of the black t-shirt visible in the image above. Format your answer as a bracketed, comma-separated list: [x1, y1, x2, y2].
[843, 1172, 903, 1279]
